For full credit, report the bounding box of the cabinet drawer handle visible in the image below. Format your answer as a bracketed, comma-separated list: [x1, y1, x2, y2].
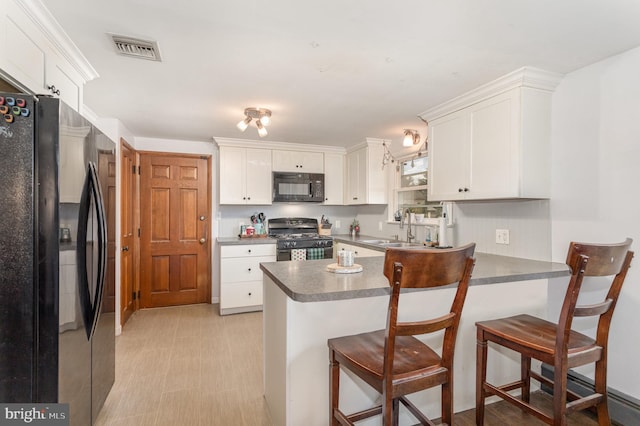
[248, 292, 252, 296]
[248, 249, 252, 253]
[248, 268, 251, 272]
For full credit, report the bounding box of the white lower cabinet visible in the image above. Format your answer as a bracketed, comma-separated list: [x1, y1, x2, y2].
[219, 243, 276, 315]
[334, 242, 384, 259]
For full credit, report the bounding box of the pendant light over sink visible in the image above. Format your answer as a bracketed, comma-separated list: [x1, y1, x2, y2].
[237, 107, 272, 137]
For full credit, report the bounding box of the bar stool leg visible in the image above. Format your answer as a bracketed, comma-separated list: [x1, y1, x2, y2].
[476, 330, 488, 425]
[521, 354, 531, 403]
[594, 358, 611, 426]
[329, 351, 340, 426]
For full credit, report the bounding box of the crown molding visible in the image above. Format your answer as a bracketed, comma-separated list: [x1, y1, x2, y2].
[212, 137, 347, 154]
[346, 137, 389, 153]
[15, 0, 99, 82]
[419, 67, 564, 121]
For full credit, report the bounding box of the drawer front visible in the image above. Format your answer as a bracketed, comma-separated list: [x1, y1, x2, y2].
[220, 281, 263, 309]
[221, 244, 276, 258]
[221, 256, 275, 282]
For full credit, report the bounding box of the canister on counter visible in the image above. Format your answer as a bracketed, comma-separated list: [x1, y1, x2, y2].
[337, 250, 355, 267]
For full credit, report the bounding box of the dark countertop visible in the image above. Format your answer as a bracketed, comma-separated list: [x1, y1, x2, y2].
[260, 252, 570, 303]
[217, 236, 277, 245]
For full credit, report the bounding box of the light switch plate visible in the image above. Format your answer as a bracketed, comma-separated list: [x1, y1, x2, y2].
[496, 229, 510, 245]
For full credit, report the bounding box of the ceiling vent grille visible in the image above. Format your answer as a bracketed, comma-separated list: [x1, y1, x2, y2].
[110, 35, 162, 61]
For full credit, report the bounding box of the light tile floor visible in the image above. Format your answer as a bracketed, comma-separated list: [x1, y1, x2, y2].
[95, 303, 598, 426]
[95, 304, 271, 426]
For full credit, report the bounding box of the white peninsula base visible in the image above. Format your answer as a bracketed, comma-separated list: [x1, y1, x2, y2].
[263, 275, 549, 426]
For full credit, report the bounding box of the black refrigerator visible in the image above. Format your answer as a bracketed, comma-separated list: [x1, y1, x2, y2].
[0, 93, 116, 425]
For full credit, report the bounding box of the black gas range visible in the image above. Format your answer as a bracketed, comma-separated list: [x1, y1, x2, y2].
[268, 218, 333, 261]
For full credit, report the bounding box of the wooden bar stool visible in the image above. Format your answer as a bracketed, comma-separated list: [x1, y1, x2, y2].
[476, 239, 634, 426]
[328, 243, 476, 426]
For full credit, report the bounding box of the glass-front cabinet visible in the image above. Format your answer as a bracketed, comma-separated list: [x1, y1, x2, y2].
[395, 155, 442, 219]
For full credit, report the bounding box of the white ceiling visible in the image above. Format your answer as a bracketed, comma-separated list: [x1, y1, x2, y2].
[45, 0, 640, 148]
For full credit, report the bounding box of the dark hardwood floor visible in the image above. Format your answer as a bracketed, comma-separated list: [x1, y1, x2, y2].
[452, 391, 599, 425]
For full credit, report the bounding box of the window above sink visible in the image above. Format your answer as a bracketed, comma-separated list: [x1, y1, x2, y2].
[390, 154, 443, 222]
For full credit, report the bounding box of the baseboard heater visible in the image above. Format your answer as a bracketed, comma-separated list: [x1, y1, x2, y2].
[541, 364, 640, 425]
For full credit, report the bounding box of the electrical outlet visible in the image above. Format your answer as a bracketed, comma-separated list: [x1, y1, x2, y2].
[496, 229, 510, 245]
[335, 220, 340, 229]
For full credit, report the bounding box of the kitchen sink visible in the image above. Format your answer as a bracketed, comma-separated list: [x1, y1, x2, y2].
[359, 239, 390, 244]
[379, 242, 422, 248]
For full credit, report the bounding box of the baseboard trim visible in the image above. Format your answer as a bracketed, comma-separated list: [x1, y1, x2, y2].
[541, 364, 640, 425]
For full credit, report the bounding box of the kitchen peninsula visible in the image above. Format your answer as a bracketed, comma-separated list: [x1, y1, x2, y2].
[260, 251, 569, 426]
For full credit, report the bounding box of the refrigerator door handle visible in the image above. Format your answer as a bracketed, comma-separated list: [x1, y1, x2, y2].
[76, 162, 107, 340]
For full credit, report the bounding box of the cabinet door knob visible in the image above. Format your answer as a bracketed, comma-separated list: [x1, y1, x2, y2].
[248, 292, 252, 296]
[47, 85, 60, 96]
[458, 188, 463, 192]
[464, 188, 469, 192]
[248, 249, 252, 253]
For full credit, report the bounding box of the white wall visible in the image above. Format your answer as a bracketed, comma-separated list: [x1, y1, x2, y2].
[549, 46, 640, 398]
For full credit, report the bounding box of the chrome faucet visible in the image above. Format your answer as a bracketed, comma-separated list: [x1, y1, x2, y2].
[400, 208, 415, 243]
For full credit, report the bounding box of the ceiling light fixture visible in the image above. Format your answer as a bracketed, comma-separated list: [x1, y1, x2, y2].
[236, 107, 272, 137]
[403, 129, 420, 147]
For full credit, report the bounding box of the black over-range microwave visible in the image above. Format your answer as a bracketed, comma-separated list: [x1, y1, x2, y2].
[272, 172, 324, 202]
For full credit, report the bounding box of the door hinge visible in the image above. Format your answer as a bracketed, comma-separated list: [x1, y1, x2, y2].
[137, 165, 141, 175]
[137, 290, 141, 300]
[132, 291, 136, 300]
[138, 228, 141, 237]
[131, 165, 136, 174]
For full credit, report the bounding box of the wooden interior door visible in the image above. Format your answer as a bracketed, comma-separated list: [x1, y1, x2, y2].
[139, 153, 210, 308]
[120, 141, 136, 325]
[98, 149, 116, 313]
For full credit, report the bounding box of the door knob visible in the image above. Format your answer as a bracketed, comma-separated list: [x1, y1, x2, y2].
[122, 246, 129, 252]
[199, 238, 206, 244]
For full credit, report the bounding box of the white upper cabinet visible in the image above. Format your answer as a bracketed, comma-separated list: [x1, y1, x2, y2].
[345, 139, 387, 205]
[323, 152, 344, 205]
[272, 149, 324, 173]
[219, 146, 272, 205]
[421, 67, 563, 201]
[0, 0, 97, 111]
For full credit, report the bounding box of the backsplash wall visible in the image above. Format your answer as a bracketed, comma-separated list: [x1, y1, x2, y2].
[352, 200, 551, 260]
[452, 199, 551, 260]
[217, 204, 357, 238]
